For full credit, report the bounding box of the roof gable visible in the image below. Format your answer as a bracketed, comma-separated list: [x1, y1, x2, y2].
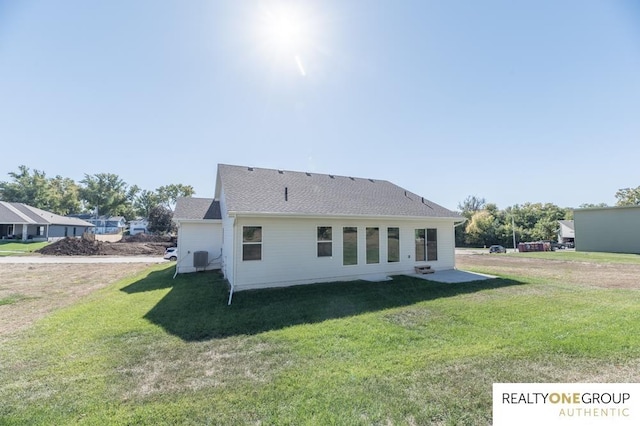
[558, 219, 574, 230]
[0, 202, 94, 227]
[174, 197, 222, 220]
[217, 164, 460, 219]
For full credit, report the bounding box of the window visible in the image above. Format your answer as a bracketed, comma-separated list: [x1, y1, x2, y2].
[343, 227, 358, 265]
[317, 226, 332, 257]
[387, 227, 399, 262]
[415, 229, 426, 261]
[242, 226, 262, 261]
[427, 228, 438, 261]
[366, 227, 379, 264]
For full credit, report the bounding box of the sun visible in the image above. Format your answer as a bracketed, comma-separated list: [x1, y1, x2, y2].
[262, 8, 306, 52]
[254, 2, 317, 76]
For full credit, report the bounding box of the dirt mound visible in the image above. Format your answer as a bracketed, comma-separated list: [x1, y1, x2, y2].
[37, 237, 173, 256]
[38, 238, 103, 256]
[121, 234, 175, 243]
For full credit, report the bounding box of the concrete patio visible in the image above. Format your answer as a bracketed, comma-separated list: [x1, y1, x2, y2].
[407, 269, 496, 283]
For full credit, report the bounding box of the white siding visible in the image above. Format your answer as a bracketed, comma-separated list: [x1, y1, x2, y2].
[176, 221, 223, 273]
[218, 188, 236, 284]
[231, 216, 456, 291]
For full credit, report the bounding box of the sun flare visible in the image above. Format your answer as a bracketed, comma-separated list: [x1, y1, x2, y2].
[254, 2, 318, 76]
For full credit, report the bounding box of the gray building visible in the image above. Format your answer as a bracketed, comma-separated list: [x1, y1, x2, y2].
[574, 206, 640, 254]
[0, 202, 94, 241]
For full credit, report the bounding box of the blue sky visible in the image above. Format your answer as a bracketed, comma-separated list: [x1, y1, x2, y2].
[1, 0, 639, 211]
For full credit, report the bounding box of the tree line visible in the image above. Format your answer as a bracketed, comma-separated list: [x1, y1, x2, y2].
[456, 187, 639, 248]
[0, 166, 195, 229]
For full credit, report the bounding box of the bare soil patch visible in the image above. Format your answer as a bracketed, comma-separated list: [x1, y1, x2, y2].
[457, 254, 640, 289]
[0, 263, 154, 337]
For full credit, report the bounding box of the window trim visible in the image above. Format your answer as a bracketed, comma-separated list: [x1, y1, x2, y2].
[427, 228, 438, 261]
[387, 227, 400, 263]
[317, 226, 333, 257]
[242, 226, 262, 261]
[366, 227, 380, 264]
[342, 226, 358, 266]
[415, 228, 426, 262]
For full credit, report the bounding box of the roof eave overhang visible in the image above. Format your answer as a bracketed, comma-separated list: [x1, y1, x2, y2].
[172, 218, 222, 224]
[227, 211, 463, 222]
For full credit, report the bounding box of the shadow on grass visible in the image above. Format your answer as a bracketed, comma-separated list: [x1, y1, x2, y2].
[122, 268, 524, 341]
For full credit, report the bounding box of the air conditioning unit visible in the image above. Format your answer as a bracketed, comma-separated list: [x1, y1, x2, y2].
[193, 251, 208, 268]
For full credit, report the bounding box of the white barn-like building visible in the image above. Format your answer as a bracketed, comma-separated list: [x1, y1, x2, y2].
[173, 164, 463, 301]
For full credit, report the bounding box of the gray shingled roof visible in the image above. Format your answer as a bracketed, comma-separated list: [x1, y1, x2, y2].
[0, 202, 95, 227]
[174, 197, 221, 220]
[217, 164, 461, 219]
[558, 219, 574, 230]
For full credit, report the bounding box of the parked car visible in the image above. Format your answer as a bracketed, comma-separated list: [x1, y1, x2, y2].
[163, 247, 177, 261]
[489, 245, 506, 254]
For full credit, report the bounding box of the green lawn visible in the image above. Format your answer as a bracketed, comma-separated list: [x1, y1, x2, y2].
[0, 241, 49, 256]
[1, 263, 639, 425]
[509, 250, 640, 264]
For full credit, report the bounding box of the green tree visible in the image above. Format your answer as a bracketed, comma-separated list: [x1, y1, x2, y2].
[48, 176, 82, 215]
[80, 173, 139, 219]
[133, 190, 161, 218]
[578, 202, 608, 209]
[507, 203, 569, 242]
[465, 210, 506, 247]
[0, 166, 50, 208]
[455, 195, 486, 247]
[156, 184, 195, 209]
[457, 195, 486, 215]
[147, 205, 174, 234]
[615, 187, 640, 206]
[0, 166, 81, 215]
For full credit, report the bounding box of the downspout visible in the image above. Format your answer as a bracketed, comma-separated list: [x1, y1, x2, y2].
[227, 215, 237, 306]
[173, 222, 181, 279]
[454, 219, 467, 269]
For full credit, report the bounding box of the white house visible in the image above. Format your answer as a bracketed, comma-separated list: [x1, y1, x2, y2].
[173, 164, 464, 303]
[172, 197, 223, 273]
[557, 220, 575, 245]
[128, 219, 149, 235]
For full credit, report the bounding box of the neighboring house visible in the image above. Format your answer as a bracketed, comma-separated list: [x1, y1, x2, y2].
[71, 215, 127, 234]
[574, 206, 640, 254]
[128, 219, 149, 235]
[557, 220, 575, 244]
[0, 201, 94, 241]
[173, 164, 464, 300]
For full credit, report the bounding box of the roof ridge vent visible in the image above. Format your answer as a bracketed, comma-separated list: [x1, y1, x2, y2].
[329, 175, 335, 179]
[404, 190, 412, 200]
[368, 179, 375, 183]
[278, 170, 284, 174]
[349, 177, 355, 181]
[248, 167, 254, 171]
[306, 172, 311, 176]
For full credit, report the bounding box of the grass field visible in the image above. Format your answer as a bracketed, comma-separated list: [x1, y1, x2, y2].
[1, 258, 639, 425]
[508, 250, 640, 264]
[0, 241, 49, 256]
